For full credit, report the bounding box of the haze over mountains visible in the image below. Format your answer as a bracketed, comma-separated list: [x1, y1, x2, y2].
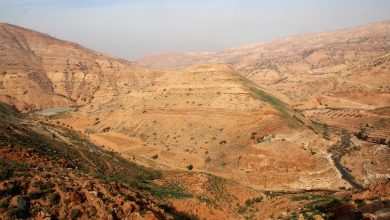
[140, 21, 390, 106]
[0, 20, 389, 219]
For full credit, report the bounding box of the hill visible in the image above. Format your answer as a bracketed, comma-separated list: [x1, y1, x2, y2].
[139, 21, 390, 175]
[1, 103, 389, 219]
[1, 22, 389, 219]
[55, 63, 350, 191]
[0, 23, 158, 111]
[139, 21, 390, 107]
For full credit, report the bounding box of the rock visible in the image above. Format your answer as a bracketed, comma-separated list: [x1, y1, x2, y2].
[114, 198, 123, 206]
[70, 192, 81, 204]
[122, 201, 140, 214]
[115, 210, 126, 219]
[37, 210, 50, 219]
[144, 211, 159, 220]
[87, 183, 95, 191]
[70, 192, 85, 204]
[0, 181, 15, 192]
[365, 200, 374, 205]
[313, 214, 324, 220]
[89, 191, 98, 196]
[86, 206, 97, 218]
[11, 195, 28, 210]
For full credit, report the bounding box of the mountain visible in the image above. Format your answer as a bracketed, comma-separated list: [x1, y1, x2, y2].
[1, 22, 389, 219]
[139, 20, 390, 150]
[0, 22, 348, 191]
[139, 21, 390, 107]
[62, 63, 348, 191]
[0, 23, 157, 111]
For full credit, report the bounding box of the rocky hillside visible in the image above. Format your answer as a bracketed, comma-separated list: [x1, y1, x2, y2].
[1, 103, 389, 219]
[138, 22, 390, 186]
[57, 63, 350, 191]
[0, 103, 256, 219]
[1, 22, 389, 219]
[139, 21, 390, 106]
[0, 23, 158, 111]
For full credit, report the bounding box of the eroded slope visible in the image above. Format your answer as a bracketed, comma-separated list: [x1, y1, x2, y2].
[0, 23, 159, 111]
[58, 64, 348, 191]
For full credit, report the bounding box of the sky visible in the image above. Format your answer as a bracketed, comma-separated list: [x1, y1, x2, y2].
[0, 0, 389, 60]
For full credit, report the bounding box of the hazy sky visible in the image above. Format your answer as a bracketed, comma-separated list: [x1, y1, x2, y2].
[0, 0, 389, 60]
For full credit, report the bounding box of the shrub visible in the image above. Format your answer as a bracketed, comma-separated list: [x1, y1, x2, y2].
[7, 208, 29, 219]
[102, 127, 110, 132]
[219, 140, 227, 144]
[48, 192, 60, 205]
[246, 198, 260, 207]
[70, 208, 81, 219]
[187, 165, 193, 170]
[0, 200, 9, 211]
[341, 130, 351, 147]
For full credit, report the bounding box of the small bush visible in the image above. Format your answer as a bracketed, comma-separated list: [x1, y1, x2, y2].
[0, 201, 9, 211]
[245, 196, 263, 206]
[70, 208, 81, 219]
[187, 165, 193, 170]
[7, 208, 29, 219]
[219, 140, 227, 144]
[48, 192, 60, 205]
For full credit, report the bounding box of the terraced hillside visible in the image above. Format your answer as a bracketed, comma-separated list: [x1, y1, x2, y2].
[54, 64, 349, 191]
[140, 21, 390, 107]
[138, 21, 390, 190]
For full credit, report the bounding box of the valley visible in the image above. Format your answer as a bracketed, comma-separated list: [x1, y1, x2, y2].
[0, 20, 389, 219]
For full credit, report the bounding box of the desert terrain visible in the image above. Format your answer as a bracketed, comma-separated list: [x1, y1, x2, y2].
[0, 21, 389, 219]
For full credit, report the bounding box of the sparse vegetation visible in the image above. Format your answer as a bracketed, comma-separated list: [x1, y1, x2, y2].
[1, 19, 390, 220]
[238, 75, 302, 127]
[323, 124, 331, 140]
[245, 196, 263, 206]
[143, 184, 192, 199]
